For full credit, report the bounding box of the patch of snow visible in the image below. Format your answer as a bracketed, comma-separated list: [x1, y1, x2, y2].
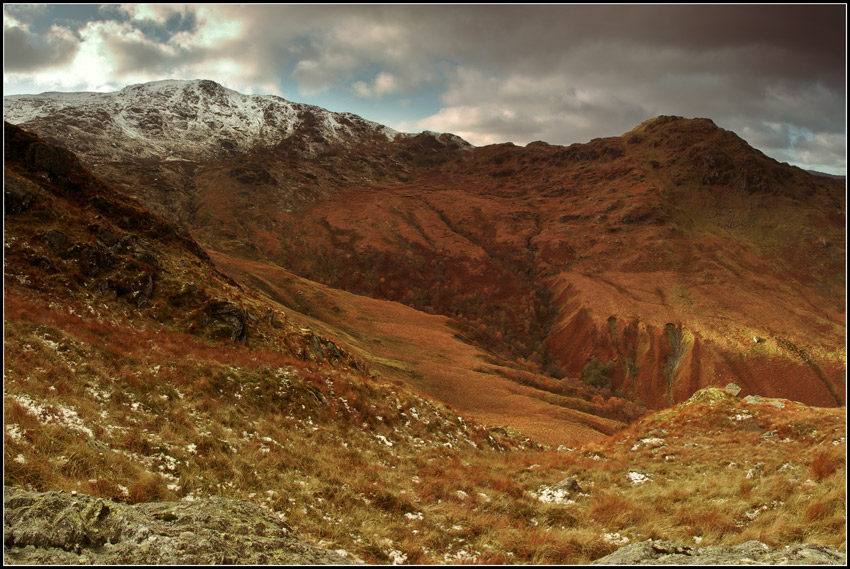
[627, 470, 651, 484]
[602, 532, 630, 546]
[387, 549, 407, 565]
[5, 423, 25, 443]
[631, 436, 665, 451]
[730, 410, 753, 421]
[12, 394, 94, 437]
[533, 486, 575, 505]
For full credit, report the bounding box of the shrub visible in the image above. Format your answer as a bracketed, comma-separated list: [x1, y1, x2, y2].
[581, 357, 613, 389]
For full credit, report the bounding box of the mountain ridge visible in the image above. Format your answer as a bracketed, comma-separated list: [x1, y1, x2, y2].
[3, 102, 846, 564]
[4, 80, 845, 412]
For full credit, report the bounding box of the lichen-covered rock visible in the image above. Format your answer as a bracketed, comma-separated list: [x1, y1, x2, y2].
[684, 387, 740, 408]
[4, 486, 360, 565]
[592, 539, 846, 565]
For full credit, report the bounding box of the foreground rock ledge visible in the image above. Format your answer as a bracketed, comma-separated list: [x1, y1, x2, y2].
[3, 486, 359, 565]
[593, 539, 846, 565]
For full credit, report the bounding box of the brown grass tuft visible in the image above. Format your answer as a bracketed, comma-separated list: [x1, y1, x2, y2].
[810, 448, 843, 481]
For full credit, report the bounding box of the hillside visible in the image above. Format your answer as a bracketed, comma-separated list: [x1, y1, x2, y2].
[3, 122, 846, 564]
[5, 82, 844, 412]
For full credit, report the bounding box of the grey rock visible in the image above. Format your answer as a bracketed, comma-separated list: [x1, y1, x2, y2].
[743, 394, 786, 409]
[4, 176, 36, 214]
[724, 383, 742, 397]
[89, 224, 119, 247]
[134, 274, 155, 308]
[553, 477, 584, 494]
[205, 300, 248, 343]
[4, 486, 360, 565]
[593, 539, 846, 565]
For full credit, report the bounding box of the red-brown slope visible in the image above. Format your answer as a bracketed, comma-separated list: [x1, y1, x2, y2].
[207, 250, 630, 446]
[205, 116, 844, 409]
[7, 110, 844, 412]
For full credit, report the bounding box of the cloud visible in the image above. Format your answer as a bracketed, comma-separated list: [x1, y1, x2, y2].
[3, 12, 79, 72]
[3, 5, 844, 173]
[353, 72, 401, 98]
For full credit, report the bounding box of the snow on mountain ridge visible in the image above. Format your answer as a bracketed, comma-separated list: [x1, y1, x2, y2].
[4, 79, 413, 161]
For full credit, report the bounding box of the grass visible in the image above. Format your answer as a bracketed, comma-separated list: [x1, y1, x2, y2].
[3, 254, 846, 565]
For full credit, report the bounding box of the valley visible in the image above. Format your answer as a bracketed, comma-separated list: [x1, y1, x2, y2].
[3, 80, 846, 564]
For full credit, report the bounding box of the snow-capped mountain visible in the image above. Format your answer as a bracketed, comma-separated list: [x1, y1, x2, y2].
[4, 79, 473, 233]
[4, 79, 468, 162]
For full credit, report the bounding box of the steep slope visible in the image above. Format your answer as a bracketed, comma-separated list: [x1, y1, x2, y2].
[5, 83, 845, 412]
[248, 117, 846, 409]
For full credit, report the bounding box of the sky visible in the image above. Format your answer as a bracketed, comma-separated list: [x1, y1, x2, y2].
[3, 4, 847, 175]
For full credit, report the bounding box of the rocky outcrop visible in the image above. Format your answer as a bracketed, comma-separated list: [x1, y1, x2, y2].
[593, 539, 846, 565]
[202, 300, 249, 343]
[3, 486, 360, 565]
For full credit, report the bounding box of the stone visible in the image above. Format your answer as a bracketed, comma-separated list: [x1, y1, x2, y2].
[724, 383, 742, 397]
[205, 300, 248, 343]
[42, 230, 70, 257]
[4, 486, 359, 565]
[553, 477, 584, 494]
[593, 539, 846, 565]
[4, 177, 36, 214]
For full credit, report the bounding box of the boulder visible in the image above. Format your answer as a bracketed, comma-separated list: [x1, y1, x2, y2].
[593, 539, 846, 565]
[4, 177, 36, 214]
[4, 486, 359, 565]
[204, 300, 248, 343]
[553, 477, 584, 494]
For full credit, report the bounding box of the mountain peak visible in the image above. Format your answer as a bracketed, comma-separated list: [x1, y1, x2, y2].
[627, 115, 722, 137]
[4, 79, 417, 162]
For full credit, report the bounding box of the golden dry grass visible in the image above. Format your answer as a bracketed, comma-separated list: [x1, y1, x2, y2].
[4, 286, 846, 564]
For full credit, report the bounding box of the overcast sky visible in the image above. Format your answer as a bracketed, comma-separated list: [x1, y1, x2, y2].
[3, 4, 847, 174]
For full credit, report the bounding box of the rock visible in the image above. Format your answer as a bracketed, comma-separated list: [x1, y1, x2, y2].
[89, 224, 119, 247]
[553, 477, 584, 494]
[205, 300, 248, 343]
[593, 539, 846, 565]
[41, 230, 70, 257]
[71, 244, 114, 277]
[4, 486, 359, 565]
[25, 141, 83, 181]
[4, 176, 36, 214]
[134, 274, 156, 308]
[724, 383, 742, 397]
[743, 394, 786, 409]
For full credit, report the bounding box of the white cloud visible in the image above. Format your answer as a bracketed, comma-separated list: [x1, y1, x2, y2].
[353, 72, 401, 98]
[170, 6, 243, 50]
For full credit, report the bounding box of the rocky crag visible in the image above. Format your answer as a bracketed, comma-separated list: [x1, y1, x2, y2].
[593, 538, 846, 565]
[3, 486, 359, 565]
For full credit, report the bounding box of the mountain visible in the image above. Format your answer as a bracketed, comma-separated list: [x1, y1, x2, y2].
[3, 111, 846, 562]
[4, 79, 471, 228]
[4, 81, 845, 415]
